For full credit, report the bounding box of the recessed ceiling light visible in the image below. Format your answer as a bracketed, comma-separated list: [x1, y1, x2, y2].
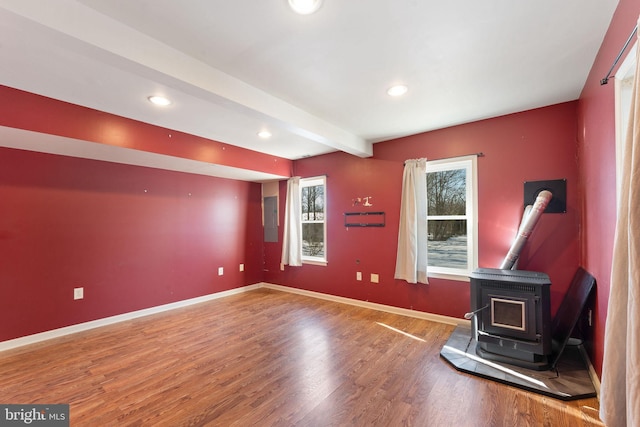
[288, 0, 322, 15]
[258, 130, 272, 139]
[387, 85, 408, 97]
[147, 95, 171, 106]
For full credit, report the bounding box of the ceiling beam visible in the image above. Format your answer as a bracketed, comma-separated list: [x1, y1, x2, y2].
[0, 0, 372, 158]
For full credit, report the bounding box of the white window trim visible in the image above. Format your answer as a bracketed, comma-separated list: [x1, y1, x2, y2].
[426, 155, 478, 281]
[614, 40, 637, 211]
[300, 176, 327, 266]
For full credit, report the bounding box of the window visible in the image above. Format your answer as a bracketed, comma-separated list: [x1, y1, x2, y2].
[300, 176, 326, 264]
[426, 156, 478, 279]
[614, 39, 637, 210]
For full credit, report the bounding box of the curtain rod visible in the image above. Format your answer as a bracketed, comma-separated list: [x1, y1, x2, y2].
[601, 24, 638, 85]
[428, 152, 484, 162]
[403, 152, 484, 165]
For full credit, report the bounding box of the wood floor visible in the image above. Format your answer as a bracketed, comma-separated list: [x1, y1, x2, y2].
[0, 288, 604, 426]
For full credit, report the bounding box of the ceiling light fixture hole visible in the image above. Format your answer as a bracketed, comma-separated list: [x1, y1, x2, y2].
[288, 0, 322, 15]
[387, 85, 408, 97]
[148, 95, 171, 106]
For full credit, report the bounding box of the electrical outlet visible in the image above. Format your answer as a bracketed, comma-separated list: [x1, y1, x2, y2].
[371, 273, 379, 283]
[356, 272, 362, 281]
[239, 263, 244, 272]
[218, 267, 224, 276]
[73, 287, 84, 300]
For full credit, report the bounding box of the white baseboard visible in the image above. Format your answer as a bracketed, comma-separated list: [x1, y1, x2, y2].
[0, 282, 467, 353]
[258, 282, 469, 326]
[0, 284, 262, 353]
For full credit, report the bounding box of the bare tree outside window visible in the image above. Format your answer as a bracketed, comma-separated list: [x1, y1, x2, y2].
[427, 168, 468, 268]
[301, 183, 325, 258]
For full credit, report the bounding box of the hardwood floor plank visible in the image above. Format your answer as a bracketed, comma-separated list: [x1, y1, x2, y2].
[0, 288, 603, 426]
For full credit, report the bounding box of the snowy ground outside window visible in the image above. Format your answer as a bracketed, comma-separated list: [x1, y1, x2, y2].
[428, 235, 467, 268]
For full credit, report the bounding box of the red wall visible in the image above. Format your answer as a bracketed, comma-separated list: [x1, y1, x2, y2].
[0, 147, 264, 342]
[265, 102, 581, 321]
[577, 0, 640, 376]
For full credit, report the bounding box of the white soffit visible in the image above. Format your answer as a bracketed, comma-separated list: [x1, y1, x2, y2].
[0, 126, 287, 182]
[0, 0, 371, 160]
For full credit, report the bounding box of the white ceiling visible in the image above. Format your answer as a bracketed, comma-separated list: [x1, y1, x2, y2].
[0, 0, 619, 181]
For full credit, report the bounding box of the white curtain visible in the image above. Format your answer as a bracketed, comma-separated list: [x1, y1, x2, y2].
[394, 158, 428, 284]
[281, 177, 302, 267]
[600, 21, 640, 427]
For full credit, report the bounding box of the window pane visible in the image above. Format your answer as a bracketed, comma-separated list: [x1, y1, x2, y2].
[302, 185, 324, 221]
[302, 223, 325, 257]
[427, 169, 466, 215]
[427, 220, 467, 268]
